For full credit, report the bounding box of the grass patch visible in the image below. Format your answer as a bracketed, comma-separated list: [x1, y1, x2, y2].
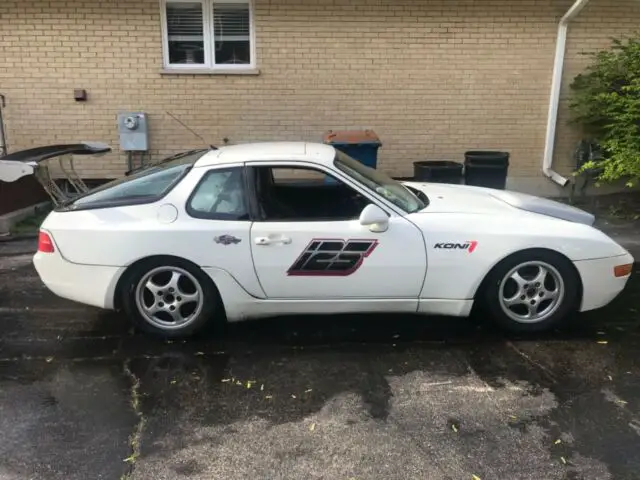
[10, 205, 52, 235]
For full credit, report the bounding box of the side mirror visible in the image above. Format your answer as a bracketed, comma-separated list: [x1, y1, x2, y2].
[359, 204, 389, 233]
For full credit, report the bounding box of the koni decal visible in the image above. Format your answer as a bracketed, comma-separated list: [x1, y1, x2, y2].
[433, 241, 478, 253]
[287, 239, 379, 276]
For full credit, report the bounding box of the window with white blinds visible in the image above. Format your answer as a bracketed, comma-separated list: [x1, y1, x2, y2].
[166, 2, 205, 65]
[161, 0, 254, 70]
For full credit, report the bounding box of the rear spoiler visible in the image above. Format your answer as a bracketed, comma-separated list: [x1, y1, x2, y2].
[0, 141, 111, 205]
[0, 142, 111, 165]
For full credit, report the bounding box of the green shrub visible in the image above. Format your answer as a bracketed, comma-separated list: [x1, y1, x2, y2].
[569, 35, 640, 186]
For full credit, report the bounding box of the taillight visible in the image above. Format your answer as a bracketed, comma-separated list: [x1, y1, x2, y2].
[37, 231, 55, 253]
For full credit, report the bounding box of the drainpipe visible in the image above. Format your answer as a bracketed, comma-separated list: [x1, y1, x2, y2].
[0, 94, 6, 157]
[542, 0, 591, 187]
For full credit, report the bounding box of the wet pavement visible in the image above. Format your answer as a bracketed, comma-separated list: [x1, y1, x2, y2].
[1, 240, 640, 480]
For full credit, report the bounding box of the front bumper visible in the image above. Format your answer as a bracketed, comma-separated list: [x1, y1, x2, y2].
[33, 251, 124, 309]
[574, 253, 635, 312]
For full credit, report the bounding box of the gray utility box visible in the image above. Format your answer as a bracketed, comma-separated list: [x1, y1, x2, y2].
[117, 112, 149, 151]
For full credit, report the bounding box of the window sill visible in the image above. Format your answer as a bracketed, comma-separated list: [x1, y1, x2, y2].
[160, 67, 260, 76]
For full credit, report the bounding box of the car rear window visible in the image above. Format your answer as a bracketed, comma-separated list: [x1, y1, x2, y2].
[61, 149, 209, 211]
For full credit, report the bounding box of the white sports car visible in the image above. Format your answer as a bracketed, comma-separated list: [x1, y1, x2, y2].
[29, 142, 633, 337]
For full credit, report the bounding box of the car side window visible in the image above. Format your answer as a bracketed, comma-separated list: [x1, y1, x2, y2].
[251, 165, 371, 222]
[187, 167, 249, 220]
[271, 167, 327, 184]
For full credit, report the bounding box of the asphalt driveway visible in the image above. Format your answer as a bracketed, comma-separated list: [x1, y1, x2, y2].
[1, 240, 639, 480]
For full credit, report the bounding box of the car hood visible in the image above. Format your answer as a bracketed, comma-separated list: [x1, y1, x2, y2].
[402, 181, 595, 226]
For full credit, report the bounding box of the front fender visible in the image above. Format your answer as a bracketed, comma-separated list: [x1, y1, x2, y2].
[409, 212, 627, 300]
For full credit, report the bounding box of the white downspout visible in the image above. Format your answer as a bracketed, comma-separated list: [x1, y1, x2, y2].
[542, 0, 591, 186]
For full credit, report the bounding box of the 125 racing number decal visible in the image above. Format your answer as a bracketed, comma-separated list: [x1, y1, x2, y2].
[287, 239, 379, 276]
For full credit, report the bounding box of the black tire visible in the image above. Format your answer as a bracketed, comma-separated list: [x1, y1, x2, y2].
[480, 250, 580, 333]
[120, 257, 223, 338]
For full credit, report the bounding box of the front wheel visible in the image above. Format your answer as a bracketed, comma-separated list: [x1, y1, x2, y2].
[481, 251, 580, 333]
[121, 258, 221, 338]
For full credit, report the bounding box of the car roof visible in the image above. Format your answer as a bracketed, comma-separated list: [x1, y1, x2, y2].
[193, 141, 336, 168]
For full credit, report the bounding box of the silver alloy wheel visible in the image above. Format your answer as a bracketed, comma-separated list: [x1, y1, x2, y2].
[134, 266, 204, 331]
[498, 260, 565, 324]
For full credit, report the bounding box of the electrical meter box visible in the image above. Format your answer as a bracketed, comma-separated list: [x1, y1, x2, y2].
[117, 112, 149, 151]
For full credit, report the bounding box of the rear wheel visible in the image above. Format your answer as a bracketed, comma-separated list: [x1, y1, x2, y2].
[121, 258, 221, 338]
[481, 250, 580, 333]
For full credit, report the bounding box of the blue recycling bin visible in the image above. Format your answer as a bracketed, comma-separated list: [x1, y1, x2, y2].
[323, 130, 382, 169]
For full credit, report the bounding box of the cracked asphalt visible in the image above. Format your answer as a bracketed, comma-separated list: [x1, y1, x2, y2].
[1, 239, 640, 480]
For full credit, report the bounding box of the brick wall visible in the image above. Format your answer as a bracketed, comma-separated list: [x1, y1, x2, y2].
[1, 0, 638, 180]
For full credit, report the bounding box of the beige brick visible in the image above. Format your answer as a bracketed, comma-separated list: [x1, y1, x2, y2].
[0, 0, 638, 179]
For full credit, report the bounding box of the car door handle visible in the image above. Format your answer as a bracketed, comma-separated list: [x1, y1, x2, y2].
[254, 236, 292, 246]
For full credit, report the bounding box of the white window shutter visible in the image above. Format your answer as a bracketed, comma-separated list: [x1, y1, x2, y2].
[167, 2, 204, 41]
[165, 2, 206, 64]
[212, 2, 252, 64]
[213, 2, 250, 42]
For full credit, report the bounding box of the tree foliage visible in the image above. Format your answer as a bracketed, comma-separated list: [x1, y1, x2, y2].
[569, 35, 640, 186]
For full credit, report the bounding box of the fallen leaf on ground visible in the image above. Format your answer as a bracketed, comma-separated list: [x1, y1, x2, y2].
[305, 389, 313, 393]
[261, 384, 264, 391]
[597, 341, 608, 345]
[472, 475, 481, 480]
[291, 394, 297, 399]
[561, 457, 567, 464]
[265, 395, 272, 399]
[555, 439, 562, 445]
[221, 379, 230, 383]
[452, 424, 458, 433]
[309, 423, 316, 432]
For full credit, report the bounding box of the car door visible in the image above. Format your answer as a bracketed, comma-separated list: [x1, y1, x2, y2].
[247, 162, 427, 299]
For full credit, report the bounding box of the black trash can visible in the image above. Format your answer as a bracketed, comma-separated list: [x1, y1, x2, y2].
[463, 151, 510, 189]
[413, 160, 463, 184]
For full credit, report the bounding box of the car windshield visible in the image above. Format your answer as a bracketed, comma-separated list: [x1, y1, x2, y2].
[333, 151, 427, 213]
[63, 149, 210, 210]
